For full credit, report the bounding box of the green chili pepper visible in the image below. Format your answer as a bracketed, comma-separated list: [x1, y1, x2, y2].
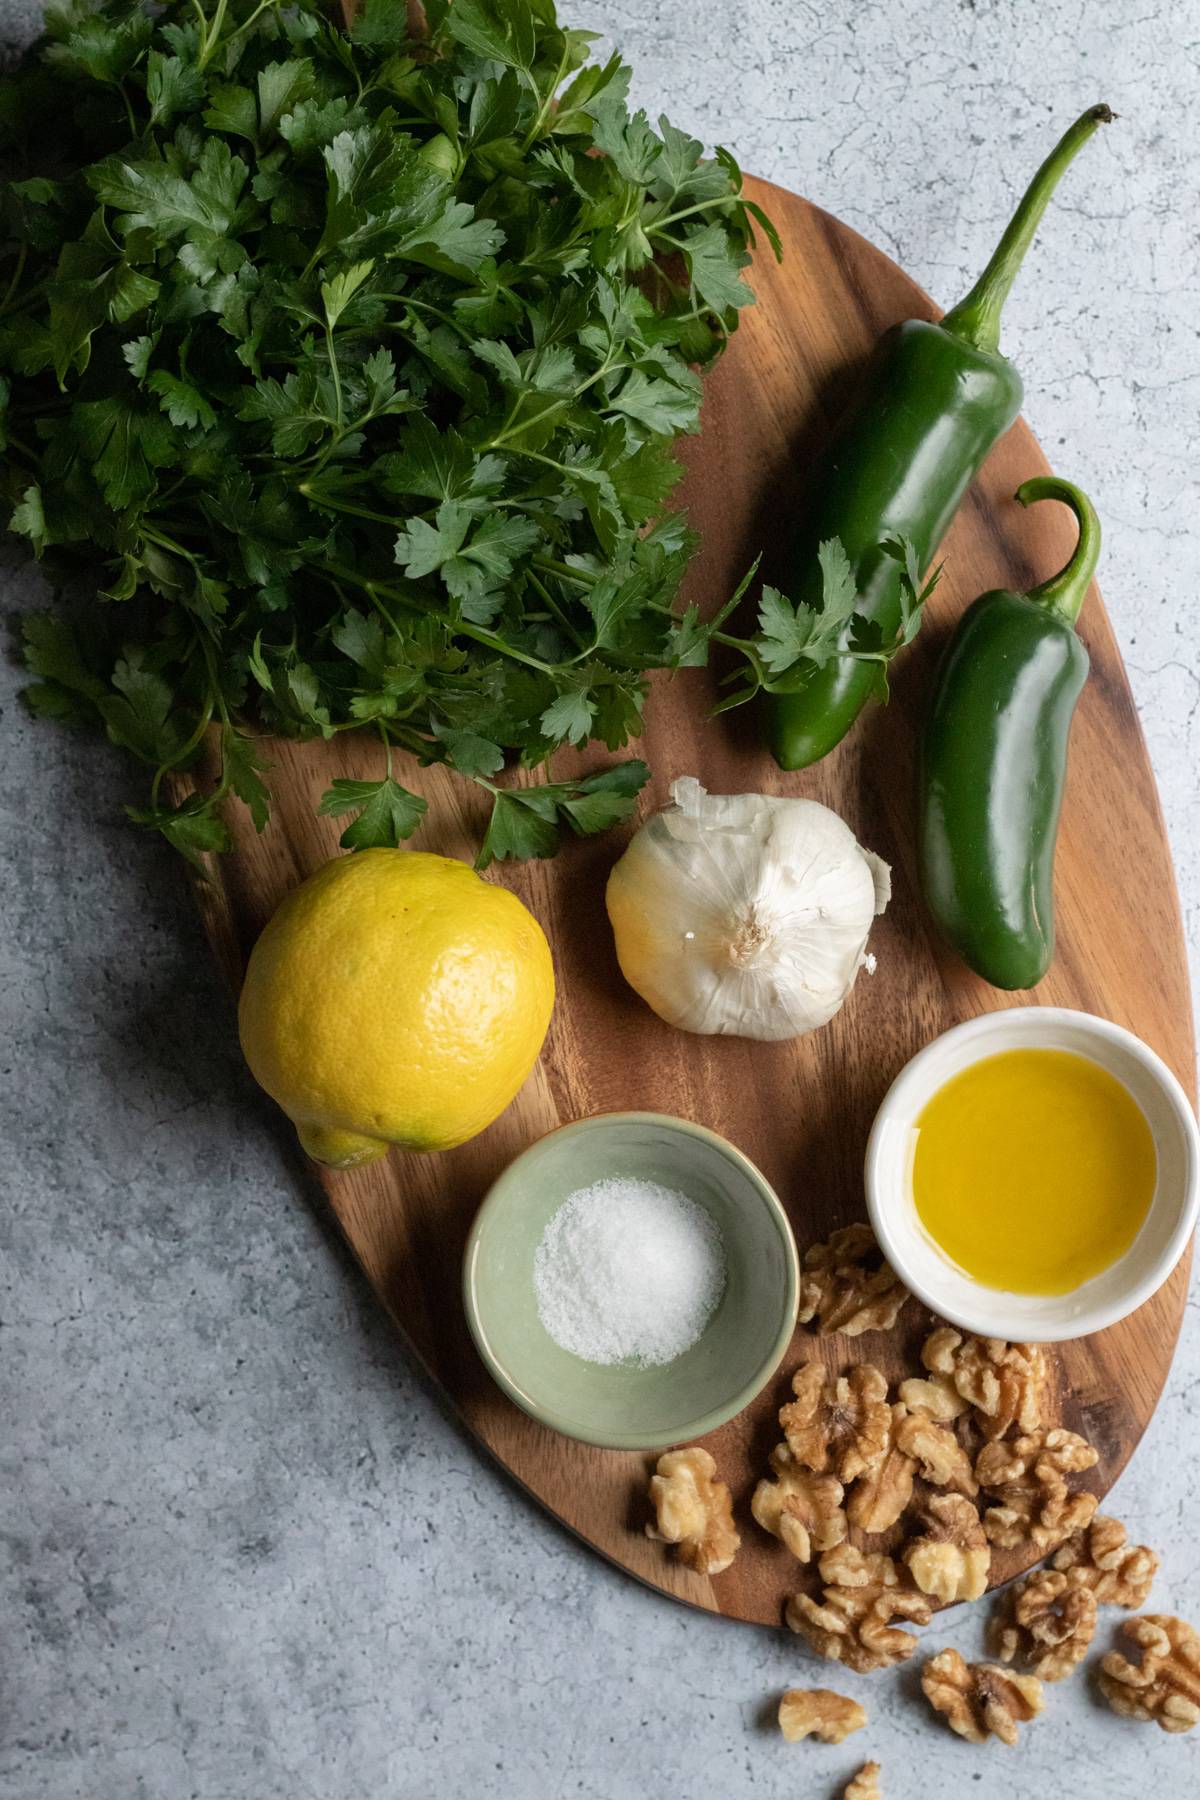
[918, 476, 1099, 990]
[764, 104, 1113, 771]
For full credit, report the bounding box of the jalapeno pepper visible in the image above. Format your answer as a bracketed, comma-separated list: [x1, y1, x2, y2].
[918, 476, 1099, 990]
[764, 104, 1113, 771]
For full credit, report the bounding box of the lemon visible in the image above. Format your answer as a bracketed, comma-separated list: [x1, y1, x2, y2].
[238, 849, 555, 1167]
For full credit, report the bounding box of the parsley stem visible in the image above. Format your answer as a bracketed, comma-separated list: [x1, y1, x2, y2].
[521, 43, 571, 151]
[0, 244, 27, 315]
[324, 324, 344, 429]
[194, 0, 230, 69]
[149, 691, 216, 811]
[648, 198, 731, 233]
[319, 559, 558, 674]
[533, 554, 595, 588]
[117, 81, 138, 141]
[221, 0, 278, 55]
[481, 353, 621, 453]
[298, 485, 397, 527]
[527, 570, 586, 649]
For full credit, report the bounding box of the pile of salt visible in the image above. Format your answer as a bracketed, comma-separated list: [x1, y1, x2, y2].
[533, 1176, 726, 1367]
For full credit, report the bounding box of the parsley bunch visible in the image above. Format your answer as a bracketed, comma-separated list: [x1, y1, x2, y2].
[0, 0, 923, 866]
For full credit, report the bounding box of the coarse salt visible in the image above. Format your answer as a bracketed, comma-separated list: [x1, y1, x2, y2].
[533, 1176, 726, 1367]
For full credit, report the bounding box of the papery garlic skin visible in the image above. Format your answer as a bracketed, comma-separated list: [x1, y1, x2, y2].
[606, 776, 891, 1041]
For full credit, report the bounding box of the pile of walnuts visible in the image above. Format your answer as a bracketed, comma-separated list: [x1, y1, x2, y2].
[642, 1223, 1196, 1781]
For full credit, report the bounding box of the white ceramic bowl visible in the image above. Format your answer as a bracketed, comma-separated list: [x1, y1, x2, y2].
[865, 1008, 1198, 1341]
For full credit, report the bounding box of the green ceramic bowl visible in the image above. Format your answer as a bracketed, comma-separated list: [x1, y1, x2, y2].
[462, 1111, 800, 1450]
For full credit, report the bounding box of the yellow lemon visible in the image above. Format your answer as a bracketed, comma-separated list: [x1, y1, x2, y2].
[238, 849, 554, 1167]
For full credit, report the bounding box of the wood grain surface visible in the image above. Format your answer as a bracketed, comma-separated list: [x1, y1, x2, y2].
[181, 176, 1196, 1628]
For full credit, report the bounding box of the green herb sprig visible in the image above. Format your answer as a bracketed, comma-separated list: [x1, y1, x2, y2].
[0, 0, 926, 867]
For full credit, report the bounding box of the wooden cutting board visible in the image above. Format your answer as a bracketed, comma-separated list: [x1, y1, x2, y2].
[182, 176, 1195, 1627]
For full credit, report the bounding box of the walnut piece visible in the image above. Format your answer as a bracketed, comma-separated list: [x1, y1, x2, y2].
[897, 1374, 967, 1422]
[1051, 1513, 1159, 1608]
[894, 1405, 977, 1498]
[992, 1568, 1097, 1681]
[781, 1363, 891, 1484]
[777, 1687, 867, 1744]
[844, 1764, 882, 1800]
[752, 1445, 846, 1562]
[921, 1648, 1044, 1746]
[797, 1223, 912, 1337]
[847, 1403, 915, 1533]
[1099, 1614, 1200, 1733]
[785, 1544, 932, 1674]
[975, 1428, 1099, 1551]
[903, 1494, 990, 1604]
[922, 1328, 1047, 1440]
[645, 1447, 739, 1575]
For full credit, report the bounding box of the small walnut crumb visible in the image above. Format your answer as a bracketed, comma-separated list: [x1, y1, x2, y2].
[645, 1447, 739, 1575]
[818, 1542, 898, 1587]
[976, 1428, 1099, 1552]
[894, 1406, 977, 1498]
[921, 1647, 1044, 1746]
[1052, 1513, 1159, 1608]
[992, 1568, 1097, 1681]
[897, 1374, 967, 1422]
[847, 1403, 915, 1533]
[777, 1687, 867, 1744]
[797, 1223, 912, 1337]
[844, 1763, 882, 1800]
[1099, 1614, 1200, 1733]
[752, 1445, 846, 1562]
[785, 1545, 932, 1674]
[922, 1329, 1047, 1440]
[903, 1494, 990, 1604]
[781, 1363, 891, 1484]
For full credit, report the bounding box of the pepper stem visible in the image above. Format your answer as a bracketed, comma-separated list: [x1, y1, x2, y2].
[1016, 476, 1101, 626]
[941, 105, 1114, 355]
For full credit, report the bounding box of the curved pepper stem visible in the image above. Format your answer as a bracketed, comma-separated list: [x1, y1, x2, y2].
[1016, 476, 1101, 626]
[942, 105, 1114, 356]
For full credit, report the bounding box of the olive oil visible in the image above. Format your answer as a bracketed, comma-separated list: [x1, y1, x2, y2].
[911, 1048, 1156, 1296]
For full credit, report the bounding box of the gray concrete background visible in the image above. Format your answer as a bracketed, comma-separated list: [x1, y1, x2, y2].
[2, 1, 1199, 1795]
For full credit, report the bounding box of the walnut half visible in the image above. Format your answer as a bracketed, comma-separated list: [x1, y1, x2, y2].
[781, 1362, 891, 1484]
[922, 1328, 1047, 1440]
[752, 1444, 846, 1562]
[1052, 1513, 1159, 1609]
[785, 1545, 932, 1675]
[991, 1568, 1097, 1681]
[645, 1447, 739, 1576]
[975, 1428, 1099, 1552]
[844, 1764, 882, 1800]
[846, 1402, 915, 1533]
[777, 1687, 867, 1744]
[893, 1404, 977, 1498]
[921, 1647, 1044, 1746]
[903, 1493, 990, 1604]
[798, 1223, 912, 1337]
[1099, 1614, 1200, 1733]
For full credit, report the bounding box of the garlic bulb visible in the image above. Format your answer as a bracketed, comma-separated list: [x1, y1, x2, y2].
[605, 776, 891, 1041]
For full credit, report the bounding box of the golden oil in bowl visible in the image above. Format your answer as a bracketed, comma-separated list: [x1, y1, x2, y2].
[911, 1047, 1156, 1297]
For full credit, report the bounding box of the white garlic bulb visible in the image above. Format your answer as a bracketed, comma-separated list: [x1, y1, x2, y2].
[605, 776, 891, 1041]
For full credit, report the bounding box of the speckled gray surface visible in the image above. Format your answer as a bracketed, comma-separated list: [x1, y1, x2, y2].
[2, 1, 1199, 1795]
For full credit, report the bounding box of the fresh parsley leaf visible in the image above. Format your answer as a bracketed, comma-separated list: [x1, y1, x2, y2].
[318, 775, 428, 849]
[441, 0, 538, 82]
[147, 370, 217, 430]
[475, 760, 649, 868]
[126, 795, 233, 867]
[222, 728, 271, 832]
[539, 687, 595, 745]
